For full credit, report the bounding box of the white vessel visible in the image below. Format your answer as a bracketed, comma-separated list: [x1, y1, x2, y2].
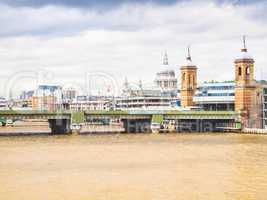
[151, 122, 161, 134]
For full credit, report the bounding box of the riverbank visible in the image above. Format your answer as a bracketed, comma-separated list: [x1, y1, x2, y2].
[0, 121, 51, 136]
[1, 123, 267, 136]
[80, 124, 125, 134]
[0, 127, 50, 136]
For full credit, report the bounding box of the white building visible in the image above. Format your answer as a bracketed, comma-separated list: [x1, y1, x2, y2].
[116, 52, 180, 110]
[70, 96, 111, 111]
[0, 97, 7, 109]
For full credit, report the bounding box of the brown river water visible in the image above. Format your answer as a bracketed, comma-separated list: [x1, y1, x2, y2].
[1, 133, 267, 200]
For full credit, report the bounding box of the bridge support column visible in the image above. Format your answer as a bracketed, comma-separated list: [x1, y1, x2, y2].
[122, 119, 151, 133]
[48, 119, 71, 135]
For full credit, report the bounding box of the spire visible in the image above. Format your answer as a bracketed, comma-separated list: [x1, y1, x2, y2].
[186, 46, 192, 61]
[182, 45, 195, 67]
[163, 50, 169, 65]
[138, 79, 143, 89]
[241, 35, 247, 52]
[235, 35, 253, 60]
[124, 77, 129, 89]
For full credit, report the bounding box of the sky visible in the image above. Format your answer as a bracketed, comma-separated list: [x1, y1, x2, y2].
[0, 0, 267, 97]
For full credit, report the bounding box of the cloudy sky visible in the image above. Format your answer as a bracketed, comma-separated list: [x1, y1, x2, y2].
[0, 0, 266, 97]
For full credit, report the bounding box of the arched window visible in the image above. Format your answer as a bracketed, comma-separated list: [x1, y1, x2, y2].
[188, 74, 191, 86]
[246, 66, 250, 75]
[238, 67, 242, 76]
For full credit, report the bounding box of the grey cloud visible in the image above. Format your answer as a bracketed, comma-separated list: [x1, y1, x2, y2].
[0, 0, 266, 38]
[0, 0, 177, 8]
[0, 0, 267, 96]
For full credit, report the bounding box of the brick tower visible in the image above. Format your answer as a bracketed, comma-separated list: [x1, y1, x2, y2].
[234, 36, 260, 128]
[180, 47, 197, 107]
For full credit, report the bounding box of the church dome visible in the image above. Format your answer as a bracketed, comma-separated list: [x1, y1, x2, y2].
[182, 57, 196, 67]
[235, 49, 253, 60]
[155, 51, 177, 90]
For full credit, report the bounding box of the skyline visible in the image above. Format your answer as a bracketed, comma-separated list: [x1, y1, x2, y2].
[0, 0, 267, 97]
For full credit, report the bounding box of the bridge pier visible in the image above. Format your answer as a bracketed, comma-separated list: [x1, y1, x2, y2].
[122, 119, 151, 133]
[48, 119, 71, 135]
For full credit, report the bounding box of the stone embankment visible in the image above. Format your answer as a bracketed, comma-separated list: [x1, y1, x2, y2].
[242, 128, 267, 134]
[0, 121, 50, 136]
[80, 125, 125, 134]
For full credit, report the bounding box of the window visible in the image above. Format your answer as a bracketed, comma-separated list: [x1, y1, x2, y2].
[164, 81, 168, 88]
[246, 66, 250, 75]
[188, 75, 191, 85]
[238, 67, 242, 76]
[183, 73, 186, 81]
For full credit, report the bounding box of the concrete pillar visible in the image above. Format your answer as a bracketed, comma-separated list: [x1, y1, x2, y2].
[48, 119, 72, 135]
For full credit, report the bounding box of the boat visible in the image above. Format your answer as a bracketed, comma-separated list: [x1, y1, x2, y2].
[151, 122, 161, 133]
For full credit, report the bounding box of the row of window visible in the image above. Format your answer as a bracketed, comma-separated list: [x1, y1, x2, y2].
[196, 93, 235, 97]
[199, 86, 235, 91]
[118, 99, 171, 103]
[156, 81, 177, 89]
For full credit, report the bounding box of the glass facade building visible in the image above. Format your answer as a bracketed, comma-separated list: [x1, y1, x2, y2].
[193, 82, 235, 111]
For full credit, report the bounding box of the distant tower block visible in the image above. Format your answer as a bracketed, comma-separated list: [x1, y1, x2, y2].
[234, 36, 255, 113]
[180, 47, 197, 107]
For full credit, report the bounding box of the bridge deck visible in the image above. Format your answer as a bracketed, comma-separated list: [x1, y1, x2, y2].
[0, 110, 239, 121]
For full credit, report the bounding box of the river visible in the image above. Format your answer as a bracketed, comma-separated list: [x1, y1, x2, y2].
[1, 133, 267, 200]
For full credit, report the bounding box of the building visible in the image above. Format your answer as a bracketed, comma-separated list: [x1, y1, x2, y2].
[32, 85, 63, 111]
[70, 96, 112, 111]
[180, 48, 197, 107]
[116, 53, 179, 110]
[19, 90, 34, 100]
[263, 86, 267, 129]
[234, 37, 263, 129]
[11, 90, 35, 109]
[11, 99, 32, 110]
[0, 97, 7, 109]
[32, 96, 57, 111]
[116, 96, 179, 109]
[193, 82, 235, 111]
[116, 85, 179, 109]
[63, 88, 76, 102]
[154, 52, 177, 91]
[70, 100, 111, 111]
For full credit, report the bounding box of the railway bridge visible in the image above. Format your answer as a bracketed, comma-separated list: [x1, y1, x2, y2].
[0, 110, 240, 134]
